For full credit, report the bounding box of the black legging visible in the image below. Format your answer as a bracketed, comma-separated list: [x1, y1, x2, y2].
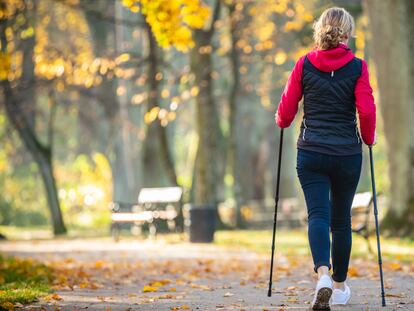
[296, 148, 362, 282]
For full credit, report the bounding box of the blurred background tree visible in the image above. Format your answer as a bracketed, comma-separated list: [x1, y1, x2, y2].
[0, 0, 412, 237]
[363, 0, 414, 235]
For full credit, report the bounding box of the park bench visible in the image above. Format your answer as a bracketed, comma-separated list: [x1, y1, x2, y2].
[351, 191, 383, 254]
[110, 187, 183, 241]
[300, 191, 380, 254]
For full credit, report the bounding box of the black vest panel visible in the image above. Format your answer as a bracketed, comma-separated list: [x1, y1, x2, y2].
[298, 55, 362, 147]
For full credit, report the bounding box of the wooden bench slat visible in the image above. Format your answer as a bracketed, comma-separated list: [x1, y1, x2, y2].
[352, 192, 372, 209]
[138, 187, 182, 204]
[111, 212, 153, 222]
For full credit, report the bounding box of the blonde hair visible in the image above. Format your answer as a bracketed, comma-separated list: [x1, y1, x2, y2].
[313, 7, 355, 50]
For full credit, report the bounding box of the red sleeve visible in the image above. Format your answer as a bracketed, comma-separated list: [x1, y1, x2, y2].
[275, 55, 305, 128]
[355, 60, 376, 145]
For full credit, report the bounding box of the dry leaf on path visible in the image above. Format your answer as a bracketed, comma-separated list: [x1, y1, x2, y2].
[142, 285, 159, 292]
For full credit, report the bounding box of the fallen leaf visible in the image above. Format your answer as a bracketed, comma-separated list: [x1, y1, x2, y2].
[389, 263, 402, 271]
[347, 266, 359, 277]
[142, 285, 158, 292]
[150, 279, 172, 286]
[44, 293, 63, 301]
[159, 294, 175, 299]
[385, 293, 405, 298]
[0, 302, 14, 311]
[95, 260, 105, 268]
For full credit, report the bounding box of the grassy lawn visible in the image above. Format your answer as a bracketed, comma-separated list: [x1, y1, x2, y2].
[163, 229, 414, 263]
[0, 255, 53, 309]
[0, 225, 110, 240]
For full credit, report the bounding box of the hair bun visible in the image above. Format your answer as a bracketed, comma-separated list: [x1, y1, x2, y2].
[312, 7, 355, 50]
[320, 25, 343, 48]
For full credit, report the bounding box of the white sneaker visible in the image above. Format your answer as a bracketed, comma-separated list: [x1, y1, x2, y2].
[311, 274, 333, 310]
[330, 282, 351, 305]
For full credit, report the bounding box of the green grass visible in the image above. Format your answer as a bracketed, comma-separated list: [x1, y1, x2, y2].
[0, 255, 53, 307]
[214, 229, 310, 257]
[162, 229, 414, 263]
[0, 225, 110, 240]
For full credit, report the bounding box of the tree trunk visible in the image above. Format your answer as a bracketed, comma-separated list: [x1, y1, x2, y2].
[228, 3, 247, 228]
[364, 0, 414, 236]
[115, 1, 137, 198]
[16, 1, 36, 130]
[0, 10, 66, 235]
[143, 21, 178, 187]
[82, 0, 136, 202]
[2, 83, 66, 235]
[190, 1, 222, 205]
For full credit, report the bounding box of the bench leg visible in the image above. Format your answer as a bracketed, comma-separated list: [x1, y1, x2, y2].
[149, 223, 157, 240]
[364, 232, 374, 254]
[112, 223, 120, 242]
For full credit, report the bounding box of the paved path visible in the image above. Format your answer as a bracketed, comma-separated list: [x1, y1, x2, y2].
[1, 238, 413, 310]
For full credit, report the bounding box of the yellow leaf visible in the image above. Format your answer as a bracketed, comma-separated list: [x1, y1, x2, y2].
[0, 52, 11, 80]
[51, 293, 63, 300]
[389, 263, 402, 271]
[143, 285, 158, 292]
[94, 260, 105, 268]
[150, 281, 164, 287]
[1, 302, 14, 311]
[79, 282, 89, 288]
[347, 266, 359, 277]
[44, 293, 63, 301]
[149, 279, 172, 286]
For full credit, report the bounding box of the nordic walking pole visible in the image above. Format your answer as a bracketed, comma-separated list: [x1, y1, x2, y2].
[368, 145, 386, 307]
[268, 128, 284, 297]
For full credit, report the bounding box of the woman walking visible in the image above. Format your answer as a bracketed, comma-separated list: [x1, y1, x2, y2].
[275, 7, 376, 310]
